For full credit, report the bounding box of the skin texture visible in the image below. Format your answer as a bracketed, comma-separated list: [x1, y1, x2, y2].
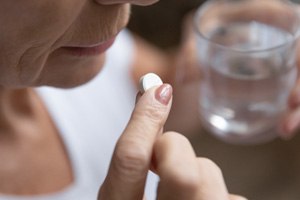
[0, 1, 132, 88]
[99, 85, 246, 200]
[0, 0, 247, 199]
[0, 0, 155, 195]
[0, 0, 299, 199]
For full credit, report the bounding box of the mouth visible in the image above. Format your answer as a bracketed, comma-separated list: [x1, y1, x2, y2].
[61, 36, 116, 57]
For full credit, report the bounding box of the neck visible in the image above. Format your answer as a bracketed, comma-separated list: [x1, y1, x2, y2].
[0, 87, 35, 133]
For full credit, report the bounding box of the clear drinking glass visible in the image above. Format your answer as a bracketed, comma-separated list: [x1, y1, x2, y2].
[195, 0, 300, 144]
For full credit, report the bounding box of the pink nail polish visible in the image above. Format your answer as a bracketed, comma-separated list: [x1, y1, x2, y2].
[155, 84, 173, 105]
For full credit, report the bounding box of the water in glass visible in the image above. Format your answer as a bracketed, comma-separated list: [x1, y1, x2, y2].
[199, 22, 297, 144]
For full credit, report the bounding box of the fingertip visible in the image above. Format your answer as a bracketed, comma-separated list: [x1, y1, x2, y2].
[279, 114, 299, 140]
[139, 73, 163, 94]
[229, 194, 248, 200]
[153, 132, 197, 178]
[155, 84, 173, 106]
[136, 83, 173, 109]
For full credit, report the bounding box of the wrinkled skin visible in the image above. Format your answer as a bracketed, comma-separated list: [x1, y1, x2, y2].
[0, 1, 146, 88]
[0, 0, 247, 199]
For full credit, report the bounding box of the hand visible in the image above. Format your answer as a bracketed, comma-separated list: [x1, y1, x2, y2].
[264, 4, 300, 140]
[98, 84, 246, 200]
[280, 31, 300, 139]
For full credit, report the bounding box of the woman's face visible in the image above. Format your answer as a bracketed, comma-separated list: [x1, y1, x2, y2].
[0, 0, 156, 88]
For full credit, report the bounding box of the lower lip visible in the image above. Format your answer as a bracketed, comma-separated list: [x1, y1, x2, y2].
[61, 37, 116, 57]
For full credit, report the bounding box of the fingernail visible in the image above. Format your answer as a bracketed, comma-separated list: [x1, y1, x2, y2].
[155, 84, 173, 105]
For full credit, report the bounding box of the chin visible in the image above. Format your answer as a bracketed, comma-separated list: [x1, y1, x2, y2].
[37, 53, 106, 88]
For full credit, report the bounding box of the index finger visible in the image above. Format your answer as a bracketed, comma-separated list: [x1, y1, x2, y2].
[99, 84, 173, 200]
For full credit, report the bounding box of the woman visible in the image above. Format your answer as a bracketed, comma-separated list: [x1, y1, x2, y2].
[0, 0, 273, 199]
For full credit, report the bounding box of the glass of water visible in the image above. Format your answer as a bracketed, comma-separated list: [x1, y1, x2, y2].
[195, 0, 300, 144]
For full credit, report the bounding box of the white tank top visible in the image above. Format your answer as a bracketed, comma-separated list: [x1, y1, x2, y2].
[0, 30, 158, 200]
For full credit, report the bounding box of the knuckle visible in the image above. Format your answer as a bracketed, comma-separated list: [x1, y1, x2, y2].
[113, 144, 149, 177]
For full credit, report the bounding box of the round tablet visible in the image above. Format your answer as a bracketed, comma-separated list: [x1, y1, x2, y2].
[139, 73, 163, 93]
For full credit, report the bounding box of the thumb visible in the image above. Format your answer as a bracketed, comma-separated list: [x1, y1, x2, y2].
[98, 84, 173, 200]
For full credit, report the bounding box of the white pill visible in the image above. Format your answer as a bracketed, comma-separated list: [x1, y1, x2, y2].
[139, 73, 163, 93]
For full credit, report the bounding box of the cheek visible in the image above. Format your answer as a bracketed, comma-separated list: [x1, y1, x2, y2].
[0, 43, 48, 87]
[0, 1, 84, 87]
[0, 1, 83, 47]
[0, 2, 131, 88]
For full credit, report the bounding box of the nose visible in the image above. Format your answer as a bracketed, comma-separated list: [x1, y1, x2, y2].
[94, 0, 158, 6]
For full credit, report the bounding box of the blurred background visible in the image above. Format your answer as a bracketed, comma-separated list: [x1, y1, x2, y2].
[128, 0, 300, 199]
[128, 0, 203, 49]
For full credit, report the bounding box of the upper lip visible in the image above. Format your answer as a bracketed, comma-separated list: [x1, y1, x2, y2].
[63, 39, 113, 48]
[62, 32, 119, 49]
